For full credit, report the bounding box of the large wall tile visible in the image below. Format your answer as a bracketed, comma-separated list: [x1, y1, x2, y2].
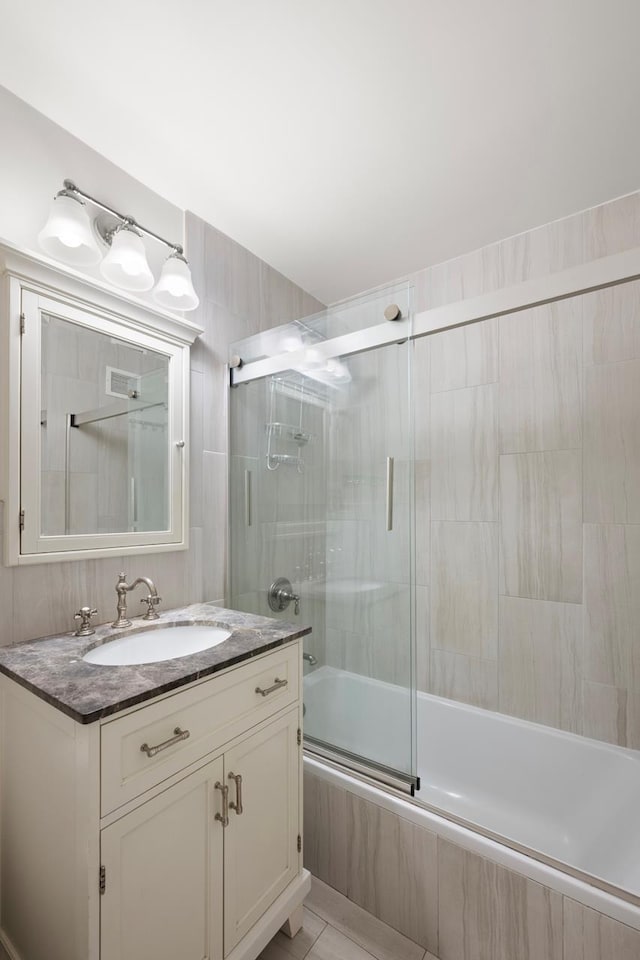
[431, 649, 498, 711]
[500, 450, 582, 603]
[259, 261, 324, 331]
[499, 299, 582, 454]
[430, 318, 498, 393]
[0, 505, 14, 646]
[345, 794, 438, 953]
[584, 358, 640, 523]
[413, 336, 430, 461]
[202, 451, 228, 602]
[583, 523, 640, 747]
[563, 897, 640, 960]
[583, 191, 640, 261]
[431, 383, 498, 520]
[189, 370, 205, 528]
[414, 460, 430, 586]
[496, 212, 584, 285]
[438, 840, 563, 960]
[415, 584, 430, 693]
[499, 597, 582, 732]
[582, 680, 629, 746]
[203, 222, 262, 321]
[303, 772, 348, 895]
[583, 523, 640, 685]
[420, 250, 483, 311]
[583, 278, 640, 365]
[432, 521, 498, 659]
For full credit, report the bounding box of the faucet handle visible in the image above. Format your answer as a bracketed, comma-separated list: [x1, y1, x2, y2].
[140, 594, 162, 621]
[74, 607, 98, 637]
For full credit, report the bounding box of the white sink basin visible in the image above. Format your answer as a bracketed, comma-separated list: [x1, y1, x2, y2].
[83, 624, 232, 666]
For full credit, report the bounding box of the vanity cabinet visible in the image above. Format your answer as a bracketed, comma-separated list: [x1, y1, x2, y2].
[0, 640, 309, 960]
[100, 756, 225, 960]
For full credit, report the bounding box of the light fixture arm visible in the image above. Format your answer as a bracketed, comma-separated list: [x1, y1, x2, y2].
[62, 179, 184, 256]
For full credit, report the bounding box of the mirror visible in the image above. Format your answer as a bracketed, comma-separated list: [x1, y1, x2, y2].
[1, 242, 202, 565]
[40, 313, 170, 537]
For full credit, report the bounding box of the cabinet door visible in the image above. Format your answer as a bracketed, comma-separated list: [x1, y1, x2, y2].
[223, 709, 300, 955]
[100, 756, 225, 960]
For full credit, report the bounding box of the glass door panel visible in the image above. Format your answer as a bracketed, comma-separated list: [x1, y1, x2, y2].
[229, 288, 416, 791]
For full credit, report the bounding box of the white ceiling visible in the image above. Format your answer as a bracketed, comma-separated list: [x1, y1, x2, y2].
[1, 0, 640, 304]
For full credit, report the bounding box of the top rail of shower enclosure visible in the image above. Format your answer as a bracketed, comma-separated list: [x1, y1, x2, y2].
[230, 246, 640, 385]
[229, 281, 414, 383]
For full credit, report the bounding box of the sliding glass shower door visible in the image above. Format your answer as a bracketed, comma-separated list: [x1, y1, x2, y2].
[228, 288, 417, 791]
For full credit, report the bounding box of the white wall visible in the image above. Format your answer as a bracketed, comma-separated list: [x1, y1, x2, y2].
[0, 85, 183, 299]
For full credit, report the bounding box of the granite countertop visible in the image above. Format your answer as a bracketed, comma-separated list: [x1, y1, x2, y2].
[0, 603, 311, 724]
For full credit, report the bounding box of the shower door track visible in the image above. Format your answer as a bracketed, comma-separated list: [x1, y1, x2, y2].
[304, 735, 419, 797]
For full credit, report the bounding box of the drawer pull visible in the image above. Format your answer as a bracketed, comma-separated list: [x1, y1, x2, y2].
[215, 782, 229, 827]
[140, 726, 190, 758]
[228, 771, 243, 815]
[255, 677, 288, 697]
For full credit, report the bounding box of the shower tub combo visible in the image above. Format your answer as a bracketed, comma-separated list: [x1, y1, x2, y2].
[304, 666, 640, 932]
[228, 261, 640, 952]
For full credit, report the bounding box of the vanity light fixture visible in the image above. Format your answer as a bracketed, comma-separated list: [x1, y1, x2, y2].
[100, 223, 155, 292]
[37, 187, 102, 266]
[153, 250, 200, 311]
[38, 180, 200, 311]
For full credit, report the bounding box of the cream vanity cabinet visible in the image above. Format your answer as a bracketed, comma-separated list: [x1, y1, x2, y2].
[0, 640, 309, 960]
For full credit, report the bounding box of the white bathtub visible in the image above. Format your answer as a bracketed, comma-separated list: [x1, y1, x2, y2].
[303, 665, 640, 929]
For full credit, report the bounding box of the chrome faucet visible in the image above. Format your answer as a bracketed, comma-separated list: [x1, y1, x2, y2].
[303, 652, 317, 666]
[112, 573, 162, 628]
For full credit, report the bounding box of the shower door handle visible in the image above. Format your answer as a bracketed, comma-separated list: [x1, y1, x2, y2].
[386, 457, 394, 532]
[244, 469, 252, 527]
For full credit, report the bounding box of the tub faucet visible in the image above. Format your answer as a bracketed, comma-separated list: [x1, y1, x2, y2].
[112, 573, 161, 628]
[303, 652, 317, 666]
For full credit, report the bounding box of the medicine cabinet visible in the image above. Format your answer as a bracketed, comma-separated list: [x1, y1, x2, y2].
[0, 241, 203, 565]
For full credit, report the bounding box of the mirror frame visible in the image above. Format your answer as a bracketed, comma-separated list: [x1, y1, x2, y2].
[0, 240, 203, 565]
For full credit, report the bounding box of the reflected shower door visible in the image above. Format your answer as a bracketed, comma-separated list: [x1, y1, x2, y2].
[229, 310, 416, 791]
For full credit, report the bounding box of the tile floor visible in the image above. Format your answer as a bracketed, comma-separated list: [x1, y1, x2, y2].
[259, 877, 437, 960]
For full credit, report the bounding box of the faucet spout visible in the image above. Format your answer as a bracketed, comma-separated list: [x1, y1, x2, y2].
[112, 573, 161, 628]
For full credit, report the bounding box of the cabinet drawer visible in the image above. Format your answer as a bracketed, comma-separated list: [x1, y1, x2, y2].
[100, 643, 299, 816]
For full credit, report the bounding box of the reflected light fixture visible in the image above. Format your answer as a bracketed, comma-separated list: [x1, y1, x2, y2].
[38, 180, 200, 311]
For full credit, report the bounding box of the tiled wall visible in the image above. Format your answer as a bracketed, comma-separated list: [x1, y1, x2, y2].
[408, 191, 640, 314]
[304, 769, 640, 960]
[410, 191, 640, 749]
[186, 213, 325, 613]
[0, 213, 323, 646]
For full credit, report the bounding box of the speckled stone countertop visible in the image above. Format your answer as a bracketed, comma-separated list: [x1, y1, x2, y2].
[0, 603, 311, 724]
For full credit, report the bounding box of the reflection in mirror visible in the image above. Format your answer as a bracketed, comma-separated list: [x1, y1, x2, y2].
[40, 313, 170, 537]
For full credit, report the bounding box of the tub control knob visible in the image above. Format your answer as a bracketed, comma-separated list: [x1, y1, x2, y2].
[268, 577, 300, 616]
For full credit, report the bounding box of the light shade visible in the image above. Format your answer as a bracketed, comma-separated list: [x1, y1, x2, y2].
[153, 253, 200, 311]
[37, 192, 102, 266]
[100, 225, 155, 292]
